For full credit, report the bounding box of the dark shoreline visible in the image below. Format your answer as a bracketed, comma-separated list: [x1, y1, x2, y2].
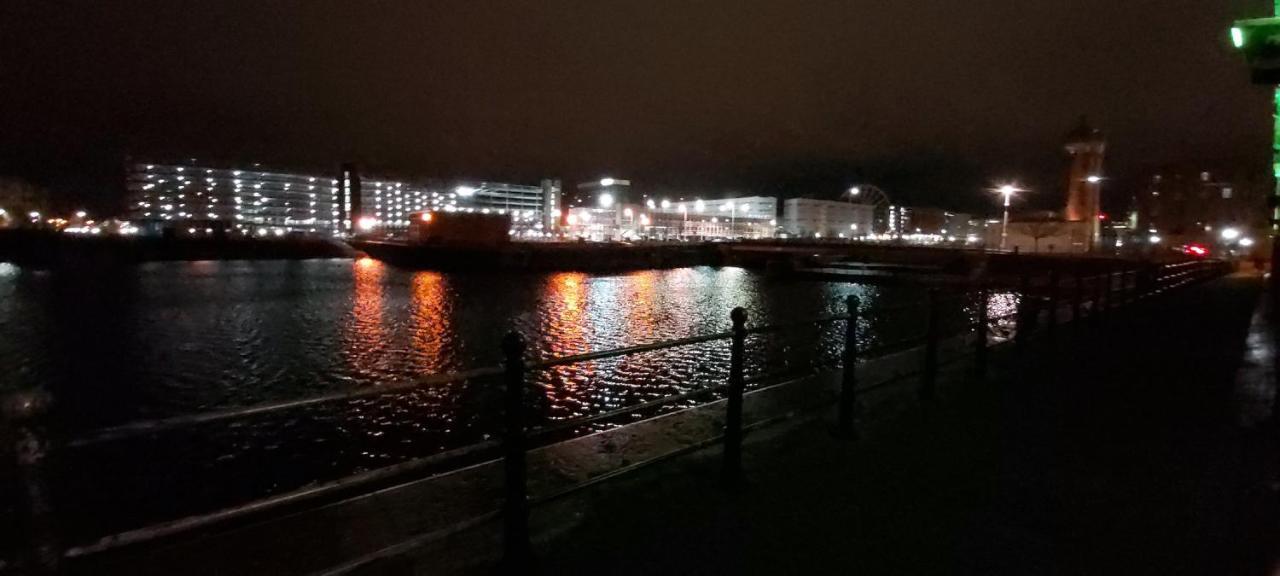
[0, 229, 356, 269]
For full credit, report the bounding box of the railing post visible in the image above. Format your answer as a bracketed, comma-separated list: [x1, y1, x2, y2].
[920, 288, 940, 403]
[722, 307, 748, 487]
[500, 332, 531, 570]
[4, 392, 59, 575]
[974, 283, 989, 378]
[838, 296, 859, 438]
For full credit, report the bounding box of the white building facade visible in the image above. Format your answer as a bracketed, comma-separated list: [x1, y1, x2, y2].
[783, 198, 874, 238]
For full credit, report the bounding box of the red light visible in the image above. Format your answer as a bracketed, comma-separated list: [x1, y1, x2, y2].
[420, 212, 433, 223]
[1098, 213, 1108, 221]
[1184, 244, 1208, 257]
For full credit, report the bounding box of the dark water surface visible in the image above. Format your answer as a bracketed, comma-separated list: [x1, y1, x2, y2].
[0, 259, 1006, 542]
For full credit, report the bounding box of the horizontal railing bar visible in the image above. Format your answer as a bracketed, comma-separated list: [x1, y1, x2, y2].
[528, 331, 734, 369]
[68, 365, 505, 448]
[527, 366, 812, 438]
[528, 384, 729, 438]
[745, 315, 849, 335]
[64, 436, 503, 558]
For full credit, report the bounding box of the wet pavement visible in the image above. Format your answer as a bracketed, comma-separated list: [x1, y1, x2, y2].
[522, 273, 1280, 575]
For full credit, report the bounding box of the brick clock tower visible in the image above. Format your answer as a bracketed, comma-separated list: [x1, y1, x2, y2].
[1063, 117, 1107, 250]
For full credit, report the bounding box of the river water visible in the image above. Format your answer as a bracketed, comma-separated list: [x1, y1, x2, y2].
[0, 259, 1004, 542]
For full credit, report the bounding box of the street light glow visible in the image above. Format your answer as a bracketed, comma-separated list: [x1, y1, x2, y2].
[75, 210, 87, 218]
[1085, 175, 1103, 184]
[598, 193, 615, 208]
[357, 217, 378, 231]
[660, 199, 671, 209]
[600, 178, 616, 187]
[455, 186, 477, 197]
[1240, 237, 1256, 247]
[1232, 26, 1245, 49]
[694, 199, 705, 212]
[1221, 227, 1241, 241]
[646, 199, 656, 210]
[850, 187, 861, 197]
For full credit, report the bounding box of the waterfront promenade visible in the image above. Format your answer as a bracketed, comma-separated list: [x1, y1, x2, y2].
[376, 273, 1277, 575]
[531, 273, 1278, 575]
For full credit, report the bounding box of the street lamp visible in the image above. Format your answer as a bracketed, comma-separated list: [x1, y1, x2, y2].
[995, 184, 1023, 251]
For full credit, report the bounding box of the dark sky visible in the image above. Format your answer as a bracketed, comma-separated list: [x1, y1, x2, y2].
[1, 0, 1273, 214]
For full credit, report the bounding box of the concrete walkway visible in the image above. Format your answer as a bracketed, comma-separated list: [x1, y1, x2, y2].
[519, 274, 1280, 575]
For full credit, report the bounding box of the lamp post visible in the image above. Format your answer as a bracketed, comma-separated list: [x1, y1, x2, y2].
[996, 184, 1022, 251]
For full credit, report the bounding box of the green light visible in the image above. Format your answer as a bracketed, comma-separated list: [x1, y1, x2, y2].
[1232, 27, 1245, 48]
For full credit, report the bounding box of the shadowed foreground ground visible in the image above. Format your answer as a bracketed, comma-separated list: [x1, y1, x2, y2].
[525, 274, 1279, 575]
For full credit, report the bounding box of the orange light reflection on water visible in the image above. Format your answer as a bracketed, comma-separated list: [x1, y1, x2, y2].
[542, 272, 591, 414]
[344, 257, 387, 377]
[410, 271, 451, 375]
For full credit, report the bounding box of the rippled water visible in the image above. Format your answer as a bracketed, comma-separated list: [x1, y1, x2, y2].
[0, 259, 991, 541]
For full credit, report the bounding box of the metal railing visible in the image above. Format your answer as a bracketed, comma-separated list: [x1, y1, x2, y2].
[0, 258, 1233, 574]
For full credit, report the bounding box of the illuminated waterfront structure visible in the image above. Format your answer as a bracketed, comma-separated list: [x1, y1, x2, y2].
[125, 161, 560, 237]
[564, 195, 777, 240]
[1063, 118, 1106, 249]
[783, 198, 873, 238]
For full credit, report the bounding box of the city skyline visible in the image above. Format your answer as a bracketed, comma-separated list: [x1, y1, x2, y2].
[2, 1, 1271, 215]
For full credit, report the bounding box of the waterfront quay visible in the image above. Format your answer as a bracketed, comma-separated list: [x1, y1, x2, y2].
[0, 256, 1243, 575]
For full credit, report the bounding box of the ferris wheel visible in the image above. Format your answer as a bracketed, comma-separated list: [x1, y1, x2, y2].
[846, 184, 892, 210]
[846, 184, 893, 233]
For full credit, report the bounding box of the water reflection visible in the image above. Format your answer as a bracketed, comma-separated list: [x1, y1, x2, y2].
[409, 271, 451, 375]
[1, 260, 960, 540]
[344, 257, 387, 379]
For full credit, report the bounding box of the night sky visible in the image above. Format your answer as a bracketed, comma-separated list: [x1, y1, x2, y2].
[1, 0, 1272, 214]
